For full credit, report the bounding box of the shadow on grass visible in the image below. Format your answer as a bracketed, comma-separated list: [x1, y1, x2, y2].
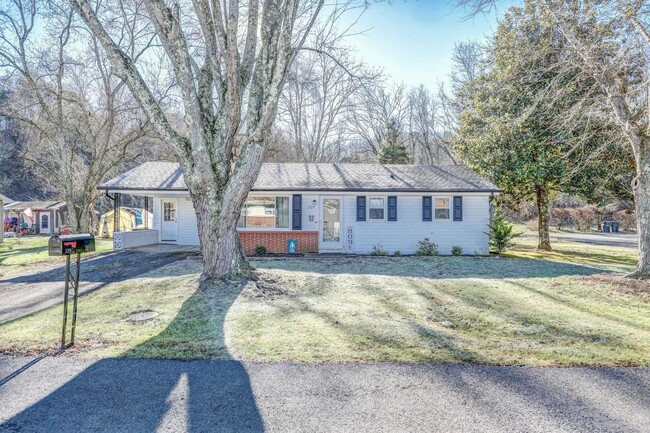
[427, 281, 632, 348]
[270, 288, 486, 364]
[509, 280, 650, 332]
[0, 280, 265, 432]
[254, 255, 611, 279]
[509, 244, 637, 269]
[0, 250, 195, 285]
[0, 251, 197, 324]
[0, 244, 51, 267]
[245, 269, 648, 365]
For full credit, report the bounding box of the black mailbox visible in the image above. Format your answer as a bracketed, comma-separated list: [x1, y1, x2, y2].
[49, 234, 96, 256]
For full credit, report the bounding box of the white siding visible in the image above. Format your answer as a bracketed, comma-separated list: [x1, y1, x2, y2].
[176, 197, 200, 245]
[152, 199, 161, 232]
[301, 195, 319, 232]
[153, 192, 491, 254]
[343, 194, 490, 255]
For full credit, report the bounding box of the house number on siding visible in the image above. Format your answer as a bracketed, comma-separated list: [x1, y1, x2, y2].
[346, 226, 354, 252]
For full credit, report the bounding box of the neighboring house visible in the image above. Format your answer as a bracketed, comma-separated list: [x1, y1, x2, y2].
[0, 195, 10, 241]
[0, 194, 14, 205]
[3, 200, 67, 235]
[99, 162, 500, 255]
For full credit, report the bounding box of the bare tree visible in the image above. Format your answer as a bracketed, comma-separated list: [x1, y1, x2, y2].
[277, 39, 376, 162]
[71, 0, 370, 280]
[450, 41, 484, 94]
[346, 82, 409, 158]
[437, 40, 487, 135]
[400, 42, 484, 165]
[406, 85, 456, 164]
[0, 1, 153, 232]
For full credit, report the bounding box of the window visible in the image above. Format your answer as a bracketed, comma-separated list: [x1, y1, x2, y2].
[276, 196, 289, 228]
[41, 214, 49, 229]
[368, 197, 385, 220]
[238, 195, 290, 229]
[435, 198, 450, 220]
[163, 202, 176, 222]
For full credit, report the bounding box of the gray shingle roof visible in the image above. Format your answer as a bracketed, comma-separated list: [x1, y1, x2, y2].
[4, 200, 66, 211]
[98, 162, 500, 193]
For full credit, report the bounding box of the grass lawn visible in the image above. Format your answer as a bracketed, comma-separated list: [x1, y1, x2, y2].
[0, 234, 648, 366]
[0, 236, 113, 278]
[508, 233, 637, 274]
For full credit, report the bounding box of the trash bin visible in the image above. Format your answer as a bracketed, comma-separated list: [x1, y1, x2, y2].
[611, 221, 620, 233]
[602, 221, 611, 233]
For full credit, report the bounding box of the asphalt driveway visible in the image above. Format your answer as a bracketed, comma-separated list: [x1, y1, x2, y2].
[0, 250, 187, 323]
[0, 356, 648, 432]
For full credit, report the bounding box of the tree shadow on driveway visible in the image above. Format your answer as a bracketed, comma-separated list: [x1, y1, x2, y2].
[0, 280, 264, 432]
[0, 250, 196, 324]
[1, 250, 195, 285]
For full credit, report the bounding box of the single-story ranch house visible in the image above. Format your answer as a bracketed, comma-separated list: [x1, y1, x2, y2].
[99, 162, 500, 255]
[3, 200, 67, 235]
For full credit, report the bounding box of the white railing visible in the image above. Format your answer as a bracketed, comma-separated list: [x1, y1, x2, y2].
[113, 230, 158, 250]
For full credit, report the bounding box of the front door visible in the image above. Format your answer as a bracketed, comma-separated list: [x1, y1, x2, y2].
[161, 199, 178, 242]
[320, 197, 342, 250]
[40, 212, 50, 234]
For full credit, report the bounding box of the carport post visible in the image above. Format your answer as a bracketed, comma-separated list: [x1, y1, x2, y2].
[61, 254, 71, 350]
[113, 193, 121, 234]
[144, 197, 149, 230]
[70, 252, 81, 345]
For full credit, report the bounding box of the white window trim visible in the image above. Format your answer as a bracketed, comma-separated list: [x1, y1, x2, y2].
[163, 202, 177, 222]
[237, 194, 292, 231]
[41, 213, 49, 229]
[367, 196, 387, 222]
[434, 196, 451, 221]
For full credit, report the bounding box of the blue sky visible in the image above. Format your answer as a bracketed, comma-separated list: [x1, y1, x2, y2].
[343, 0, 517, 88]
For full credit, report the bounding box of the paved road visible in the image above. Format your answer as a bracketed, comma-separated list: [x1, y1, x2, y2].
[0, 250, 186, 323]
[548, 231, 638, 249]
[0, 356, 648, 432]
[520, 230, 638, 249]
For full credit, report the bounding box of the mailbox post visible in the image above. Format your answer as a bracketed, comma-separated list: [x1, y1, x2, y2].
[48, 234, 95, 350]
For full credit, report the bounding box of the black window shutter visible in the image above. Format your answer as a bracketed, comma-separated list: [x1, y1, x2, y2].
[357, 196, 366, 221]
[422, 196, 432, 221]
[387, 196, 397, 221]
[453, 196, 463, 221]
[292, 194, 302, 230]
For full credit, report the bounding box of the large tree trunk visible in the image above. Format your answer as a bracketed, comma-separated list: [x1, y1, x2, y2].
[188, 142, 266, 281]
[536, 187, 552, 251]
[64, 195, 90, 233]
[193, 191, 250, 282]
[631, 148, 650, 278]
[77, 204, 90, 233]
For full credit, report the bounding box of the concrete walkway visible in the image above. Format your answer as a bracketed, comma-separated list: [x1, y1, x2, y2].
[1, 356, 648, 432]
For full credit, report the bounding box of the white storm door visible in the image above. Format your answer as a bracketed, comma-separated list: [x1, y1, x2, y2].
[320, 197, 342, 249]
[161, 199, 178, 241]
[40, 212, 50, 233]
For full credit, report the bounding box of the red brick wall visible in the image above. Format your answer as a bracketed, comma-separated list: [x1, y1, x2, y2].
[239, 231, 319, 255]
